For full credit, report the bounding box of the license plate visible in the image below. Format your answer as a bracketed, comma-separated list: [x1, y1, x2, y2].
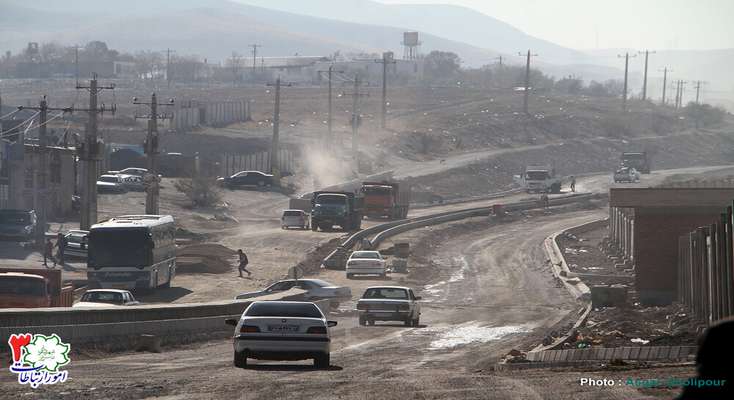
[268, 325, 299, 332]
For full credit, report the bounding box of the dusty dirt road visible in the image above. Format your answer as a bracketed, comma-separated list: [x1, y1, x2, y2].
[1, 205, 694, 400]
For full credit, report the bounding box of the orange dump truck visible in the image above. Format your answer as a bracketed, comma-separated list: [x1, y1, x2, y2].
[360, 181, 411, 219]
[0, 268, 74, 308]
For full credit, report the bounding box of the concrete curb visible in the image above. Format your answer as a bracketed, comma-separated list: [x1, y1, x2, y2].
[528, 219, 604, 354]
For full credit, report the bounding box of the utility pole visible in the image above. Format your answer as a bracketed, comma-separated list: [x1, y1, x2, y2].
[74, 45, 79, 85]
[518, 50, 538, 114]
[133, 94, 174, 215]
[618, 52, 637, 111]
[318, 65, 344, 150]
[495, 55, 503, 67]
[230, 52, 241, 87]
[638, 50, 655, 101]
[250, 44, 261, 81]
[76, 75, 116, 230]
[16, 97, 72, 246]
[693, 80, 707, 104]
[266, 77, 292, 181]
[375, 52, 396, 130]
[659, 67, 672, 105]
[166, 48, 175, 89]
[342, 75, 369, 169]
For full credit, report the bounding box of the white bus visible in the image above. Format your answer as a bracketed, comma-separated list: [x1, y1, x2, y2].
[87, 215, 176, 290]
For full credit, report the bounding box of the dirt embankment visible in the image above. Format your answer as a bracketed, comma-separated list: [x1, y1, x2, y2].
[404, 129, 734, 200]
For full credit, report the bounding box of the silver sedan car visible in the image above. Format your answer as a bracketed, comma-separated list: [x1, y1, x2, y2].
[226, 301, 336, 368]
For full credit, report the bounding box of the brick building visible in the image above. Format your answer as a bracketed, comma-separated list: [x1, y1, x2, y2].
[609, 188, 734, 305]
[4, 143, 76, 218]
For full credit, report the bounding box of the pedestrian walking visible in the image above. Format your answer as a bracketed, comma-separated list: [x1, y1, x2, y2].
[43, 238, 54, 267]
[237, 249, 251, 277]
[55, 232, 66, 266]
[570, 176, 576, 193]
[540, 193, 549, 209]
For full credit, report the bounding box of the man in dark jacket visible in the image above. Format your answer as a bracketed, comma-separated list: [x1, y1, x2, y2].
[237, 249, 251, 278]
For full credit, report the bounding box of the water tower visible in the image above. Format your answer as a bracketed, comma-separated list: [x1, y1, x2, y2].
[402, 32, 421, 60]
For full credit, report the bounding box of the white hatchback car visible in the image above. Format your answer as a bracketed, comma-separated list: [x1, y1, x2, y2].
[346, 250, 387, 279]
[226, 301, 336, 368]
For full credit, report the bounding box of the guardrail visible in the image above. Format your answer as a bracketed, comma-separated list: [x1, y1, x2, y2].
[322, 192, 598, 268]
[0, 289, 321, 348]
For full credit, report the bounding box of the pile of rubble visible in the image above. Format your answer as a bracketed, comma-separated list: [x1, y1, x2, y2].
[176, 243, 238, 274]
[567, 304, 699, 349]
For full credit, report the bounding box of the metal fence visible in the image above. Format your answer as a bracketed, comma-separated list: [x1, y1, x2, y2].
[678, 204, 734, 325]
[220, 149, 296, 177]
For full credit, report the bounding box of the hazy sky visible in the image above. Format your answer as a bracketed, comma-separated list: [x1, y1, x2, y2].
[377, 0, 734, 50]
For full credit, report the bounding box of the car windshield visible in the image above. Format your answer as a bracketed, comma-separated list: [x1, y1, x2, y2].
[352, 251, 381, 259]
[283, 211, 302, 217]
[99, 176, 118, 183]
[316, 195, 346, 205]
[363, 288, 409, 300]
[245, 302, 323, 318]
[0, 212, 30, 225]
[362, 186, 392, 195]
[88, 228, 150, 267]
[0, 277, 46, 296]
[525, 171, 549, 180]
[81, 292, 124, 304]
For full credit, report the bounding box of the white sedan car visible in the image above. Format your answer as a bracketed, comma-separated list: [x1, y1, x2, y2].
[73, 289, 140, 307]
[346, 250, 387, 279]
[226, 301, 336, 368]
[235, 279, 351, 307]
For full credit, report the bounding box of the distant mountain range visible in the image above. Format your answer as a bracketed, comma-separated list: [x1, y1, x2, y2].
[1, 0, 732, 108]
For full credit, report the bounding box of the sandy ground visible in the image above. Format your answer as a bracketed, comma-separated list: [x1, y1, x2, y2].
[0, 205, 698, 400]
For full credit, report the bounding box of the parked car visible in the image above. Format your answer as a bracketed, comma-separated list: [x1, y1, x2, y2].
[235, 279, 351, 307]
[356, 286, 422, 326]
[63, 230, 89, 259]
[225, 301, 336, 368]
[281, 209, 310, 229]
[118, 174, 146, 191]
[0, 209, 37, 241]
[97, 175, 127, 194]
[613, 167, 641, 183]
[217, 171, 274, 189]
[346, 250, 387, 279]
[107, 167, 148, 177]
[72, 289, 140, 307]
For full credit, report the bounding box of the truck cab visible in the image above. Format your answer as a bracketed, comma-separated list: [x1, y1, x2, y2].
[310, 191, 363, 231]
[523, 166, 562, 194]
[361, 181, 410, 219]
[620, 152, 651, 174]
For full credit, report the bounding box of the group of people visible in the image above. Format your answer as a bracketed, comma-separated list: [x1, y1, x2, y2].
[42, 233, 67, 268]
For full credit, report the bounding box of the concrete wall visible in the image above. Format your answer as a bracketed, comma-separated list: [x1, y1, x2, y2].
[0, 290, 331, 349]
[7, 145, 75, 217]
[633, 208, 721, 305]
